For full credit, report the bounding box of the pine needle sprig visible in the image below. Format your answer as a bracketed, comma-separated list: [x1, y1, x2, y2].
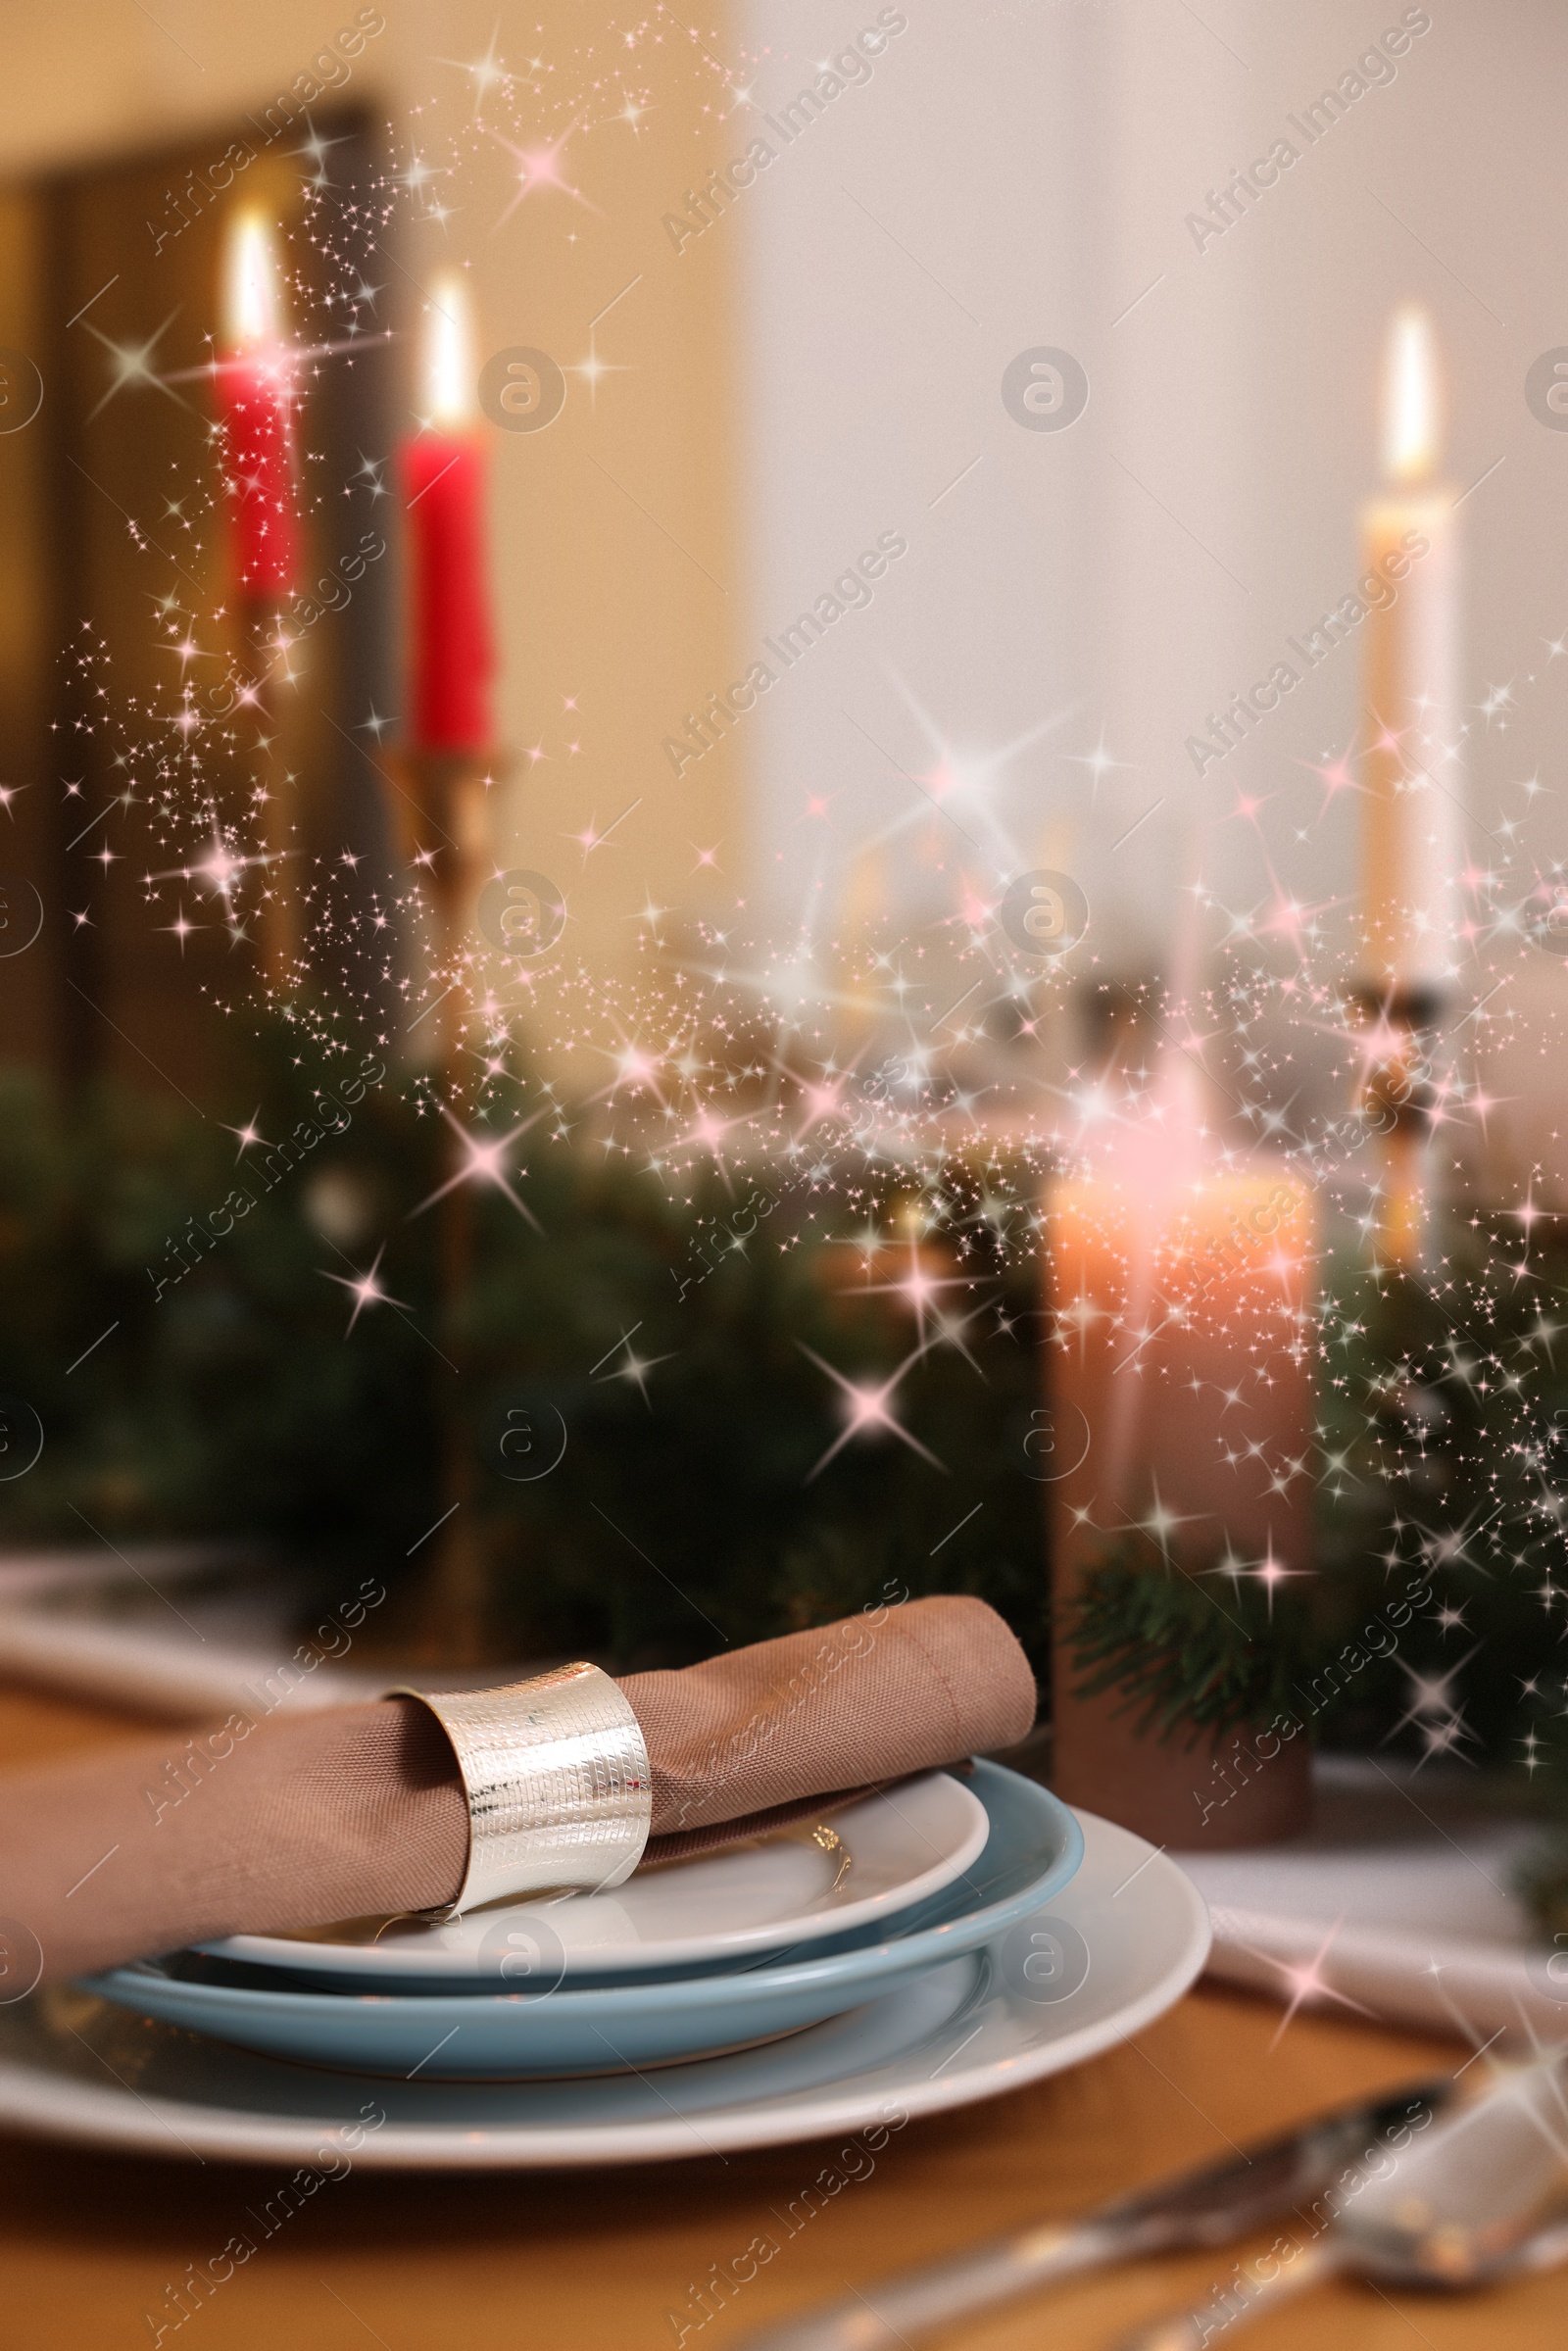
[1068, 1537, 1307, 1744]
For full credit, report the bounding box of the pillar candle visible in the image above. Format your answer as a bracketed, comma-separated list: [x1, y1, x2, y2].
[1361, 304, 1459, 998]
[220, 209, 299, 597]
[1043, 1162, 1318, 1842]
[1047, 1166, 1316, 1581]
[401, 271, 495, 753]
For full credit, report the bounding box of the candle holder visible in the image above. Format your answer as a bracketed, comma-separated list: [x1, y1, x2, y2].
[1353, 981, 1445, 1269]
[238, 596, 301, 993]
[383, 748, 501, 1050]
[383, 744, 508, 1666]
[1355, 309, 1458, 1269]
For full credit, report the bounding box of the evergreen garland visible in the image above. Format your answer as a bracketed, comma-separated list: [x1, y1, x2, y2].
[1069, 1534, 1310, 1743]
[1314, 1238, 1568, 1781]
[10, 1021, 1568, 1935]
[0, 1036, 1052, 1678]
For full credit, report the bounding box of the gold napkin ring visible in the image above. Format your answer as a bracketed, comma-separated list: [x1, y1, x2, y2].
[390, 1662, 652, 1913]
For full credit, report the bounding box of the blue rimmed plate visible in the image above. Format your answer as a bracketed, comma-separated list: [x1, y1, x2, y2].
[84, 1763, 1082, 2078]
[16, 1809, 1206, 2161]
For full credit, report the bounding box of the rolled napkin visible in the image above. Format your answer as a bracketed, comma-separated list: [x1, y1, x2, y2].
[0, 1594, 1033, 1985]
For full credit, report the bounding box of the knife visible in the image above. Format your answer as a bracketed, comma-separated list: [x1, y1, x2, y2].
[736, 2076, 1456, 2350]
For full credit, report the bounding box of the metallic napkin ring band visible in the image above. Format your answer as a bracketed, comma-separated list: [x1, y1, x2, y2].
[391, 1662, 652, 1913]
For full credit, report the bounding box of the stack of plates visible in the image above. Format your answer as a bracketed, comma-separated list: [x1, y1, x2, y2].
[5, 1763, 1209, 2167]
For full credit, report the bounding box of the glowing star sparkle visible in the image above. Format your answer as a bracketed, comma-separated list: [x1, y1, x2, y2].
[1129, 1480, 1208, 1564]
[159, 906, 199, 954]
[1382, 1642, 1483, 1755]
[221, 1107, 272, 1161]
[1234, 1917, 1375, 2051]
[564, 799, 641, 861]
[320, 1245, 408, 1336]
[590, 1324, 676, 1411]
[84, 312, 186, 421]
[852, 1236, 977, 1352]
[569, 340, 630, 408]
[798, 1343, 946, 1481]
[435, 25, 511, 118]
[490, 125, 599, 226]
[408, 1104, 546, 1228]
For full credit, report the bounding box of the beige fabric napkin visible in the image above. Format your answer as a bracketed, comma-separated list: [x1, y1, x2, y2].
[0, 1594, 1034, 1984]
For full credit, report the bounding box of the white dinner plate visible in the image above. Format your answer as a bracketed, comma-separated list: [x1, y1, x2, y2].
[201, 1768, 990, 1984]
[0, 1811, 1208, 2166]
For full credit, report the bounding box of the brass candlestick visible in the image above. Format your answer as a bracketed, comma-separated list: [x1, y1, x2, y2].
[384, 745, 505, 1665]
[385, 748, 499, 1064]
[238, 595, 303, 993]
[1356, 982, 1443, 1269]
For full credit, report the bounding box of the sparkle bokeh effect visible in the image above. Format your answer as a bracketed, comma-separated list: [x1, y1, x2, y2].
[39, 9, 1568, 2012]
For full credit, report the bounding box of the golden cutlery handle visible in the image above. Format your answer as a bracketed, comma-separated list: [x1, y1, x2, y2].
[739, 2222, 1121, 2348]
[1118, 2239, 1346, 2351]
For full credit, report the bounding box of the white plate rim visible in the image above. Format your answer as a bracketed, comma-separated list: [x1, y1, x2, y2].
[0, 1813, 1209, 2168]
[201, 1768, 993, 1981]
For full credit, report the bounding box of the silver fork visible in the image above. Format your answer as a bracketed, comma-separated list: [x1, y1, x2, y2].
[736, 2078, 1453, 2348]
[1121, 2056, 1568, 2349]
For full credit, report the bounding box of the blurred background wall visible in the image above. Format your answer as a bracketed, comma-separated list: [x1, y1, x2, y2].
[737, 0, 1568, 1176]
[0, 0, 744, 1092]
[1, 0, 1567, 1182]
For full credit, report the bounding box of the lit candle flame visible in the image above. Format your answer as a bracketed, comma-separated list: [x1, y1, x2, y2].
[1383, 302, 1441, 486]
[424, 271, 477, 428]
[222, 209, 286, 351]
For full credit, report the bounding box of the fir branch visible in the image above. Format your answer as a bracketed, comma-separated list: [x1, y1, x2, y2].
[1069, 1536, 1307, 1743]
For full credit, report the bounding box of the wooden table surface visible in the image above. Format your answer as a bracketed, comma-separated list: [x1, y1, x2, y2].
[0, 1688, 1562, 2351]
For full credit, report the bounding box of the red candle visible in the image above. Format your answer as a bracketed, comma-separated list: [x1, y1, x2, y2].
[401, 272, 495, 752]
[220, 211, 299, 596]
